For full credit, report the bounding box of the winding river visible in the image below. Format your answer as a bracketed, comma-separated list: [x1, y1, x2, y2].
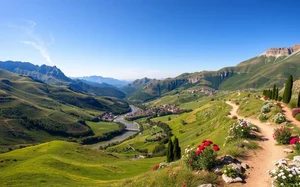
[87, 105, 140, 149]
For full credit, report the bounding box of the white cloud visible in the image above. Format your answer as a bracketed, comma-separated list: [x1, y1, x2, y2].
[10, 20, 54, 65]
[21, 41, 52, 65]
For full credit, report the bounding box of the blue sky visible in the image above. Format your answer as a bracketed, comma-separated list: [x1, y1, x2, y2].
[0, 0, 300, 80]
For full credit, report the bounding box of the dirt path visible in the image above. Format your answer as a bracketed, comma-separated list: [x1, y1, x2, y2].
[226, 101, 286, 187]
[281, 104, 300, 127]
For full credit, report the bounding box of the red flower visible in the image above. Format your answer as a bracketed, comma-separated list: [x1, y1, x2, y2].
[196, 149, 202, 156]
[183, 184, 186, 187]
[188, 160, 192, 164]
[198, 145, 205, 151]
[213, 144, 220, 151]
[290, 137, 300, 145]
[203, 141, 212, 146]
[202, 140, 207, 143]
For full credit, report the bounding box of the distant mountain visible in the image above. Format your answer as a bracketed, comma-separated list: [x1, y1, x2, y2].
[0, 69, 130, 146]
[75, 75, 130, 88]
[0, 61, 126, 98]
[124, 44, 300, 103]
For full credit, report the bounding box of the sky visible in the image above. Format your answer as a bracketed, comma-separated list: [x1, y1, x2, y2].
[0, 0, 300, 80]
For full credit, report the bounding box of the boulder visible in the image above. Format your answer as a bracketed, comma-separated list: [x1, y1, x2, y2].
[222, 174, 243, 183]
[284, 149, 294, 153]
[229, 163, 243, 173]
[243, 140, 250, 144]
[198, 184, 214, 187]
[212, 165, 224, 174]
[241, 163, 250, 169]
[221, 155, 235, 164]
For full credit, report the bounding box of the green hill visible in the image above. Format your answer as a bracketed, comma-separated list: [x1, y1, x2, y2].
[123, 45, 300, 103]
[0, 141, 162, 187]
[0, 69, 130, 151]
[0, 61, 126, 98]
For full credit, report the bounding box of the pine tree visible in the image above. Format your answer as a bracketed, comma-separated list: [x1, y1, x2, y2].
[283, 75, 293, 104]
[298, 92, 300, 107]
[272, 85, 276, 100]
[275, 88, 279, 101]
[166, 138, 174, 162]
[173, 137, 181, 160]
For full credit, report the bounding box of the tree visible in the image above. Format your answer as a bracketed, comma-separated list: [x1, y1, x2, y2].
[272, 85, 276, 100]
[173, 136, 181, 160]
[275, 88, 279, 101]
[166, 138, 174, 162]
[283, 75, 293, 104]
[298, 92, 300, 108]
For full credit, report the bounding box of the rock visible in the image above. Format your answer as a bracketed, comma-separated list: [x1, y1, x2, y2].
[229, 163, 243, 173]
[198, 184, 214, 187]
[293, 156, 300, 167]
[221, 155, 235, 164]
[284, 149, 294, 153]
[241, 163, 250, 169]
[222, 174, 243, 183]
[243, 140, 249, 144]
[212, 165, 224, 174]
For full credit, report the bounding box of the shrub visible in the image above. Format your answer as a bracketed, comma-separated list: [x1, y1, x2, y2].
[268, 158, 300, 187]
[226, 119, 252, 143]
[222, 165, 239, 178]
[273, 126, 292, 144]
[183, 140, 219, 171]
[272, 113, 286, 124]
[295, 143, 300, 154]
[278, 96, 282, 101]
[292, 108, 300, 117]
[261, 105, 271, 113]
[259, 113, 267, 121]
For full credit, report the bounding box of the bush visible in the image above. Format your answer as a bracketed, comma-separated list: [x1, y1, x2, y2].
[222, 165, 239, 178]
[268, 158, 300, 187]
[273, 126, 292, 144]
[272, 113, 286, 124]
[295, 142, 300, 154]
[278, 96, 282, 101]
[183, 140, 219, 171]
[226, 119, 252, 143]
[261, 105, 271, 113]
[259, 113, 267, 121]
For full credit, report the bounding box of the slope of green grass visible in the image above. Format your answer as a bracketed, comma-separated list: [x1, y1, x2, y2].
[0, 141, 163, 187]
[86, 121, 120, 135]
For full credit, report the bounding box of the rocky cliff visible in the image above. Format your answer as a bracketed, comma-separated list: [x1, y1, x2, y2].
[261, 44, 300, 57]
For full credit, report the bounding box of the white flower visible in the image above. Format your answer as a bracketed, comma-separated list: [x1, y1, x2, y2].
[289, 174, 293, 177]
[282, 176, 286, 179]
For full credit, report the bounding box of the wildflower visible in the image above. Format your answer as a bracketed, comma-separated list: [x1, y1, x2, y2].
[213, 144, 220, 151]
[182, 184, 186, 187]
[290, 137, 300, 145]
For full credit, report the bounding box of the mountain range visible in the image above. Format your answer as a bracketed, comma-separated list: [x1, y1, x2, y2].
[122, 44, 300, 103]
[0, 61, 126, 98]
[74, 75, 130, 88]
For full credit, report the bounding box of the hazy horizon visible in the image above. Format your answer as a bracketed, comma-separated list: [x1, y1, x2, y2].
[1, 0, 299, 79]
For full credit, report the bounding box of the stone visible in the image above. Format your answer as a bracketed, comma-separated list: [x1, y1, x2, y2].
[284, 149, 294, 153]
[241, 163, 250, 169]
[221, 155, 235, 164]
[198, 184, 214, 187]
[293, 156, 300, 167]
[222, 174, 243, 183]
[243, 140, 249, 144]
[229, 163, 243, 173]
[212, 165, 224, 174]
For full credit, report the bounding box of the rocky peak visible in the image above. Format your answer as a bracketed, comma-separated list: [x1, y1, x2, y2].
[261, 44, 300, 57]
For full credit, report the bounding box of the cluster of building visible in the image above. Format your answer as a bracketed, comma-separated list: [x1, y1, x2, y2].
[127, 104, 184, 117]
[187, 88, 215, 96]
[99, 112, 117, 122]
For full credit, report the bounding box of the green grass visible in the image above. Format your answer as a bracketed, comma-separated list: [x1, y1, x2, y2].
[86, 121, 120, 135]
[0, 141, 163, 187]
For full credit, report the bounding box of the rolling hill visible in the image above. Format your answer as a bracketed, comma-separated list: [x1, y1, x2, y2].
[0, 61, 126, 98]
[0, 69, 130, 150]
[123, 44, 300, 103]
[75, 75, 130, 88]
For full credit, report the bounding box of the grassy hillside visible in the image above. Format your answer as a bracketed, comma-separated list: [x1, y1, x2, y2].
[0, 69, 130, 150]
[0, 141, 163, 187]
